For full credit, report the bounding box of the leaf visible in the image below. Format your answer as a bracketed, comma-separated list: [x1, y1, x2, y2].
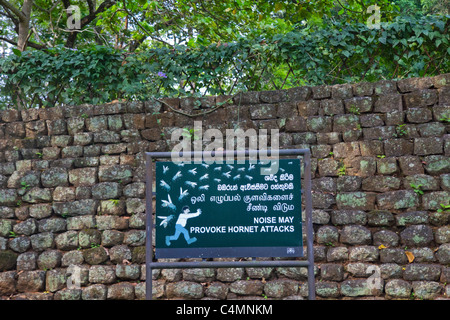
[378, 244, 387, 250]
[12, 48, 22, 57]
[405, 251, 415, 263]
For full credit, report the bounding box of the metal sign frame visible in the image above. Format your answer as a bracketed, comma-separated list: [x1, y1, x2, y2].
[145, 149, 315, 300]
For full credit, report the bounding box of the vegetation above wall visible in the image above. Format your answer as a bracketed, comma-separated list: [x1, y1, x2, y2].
[0, 14, 448, 109]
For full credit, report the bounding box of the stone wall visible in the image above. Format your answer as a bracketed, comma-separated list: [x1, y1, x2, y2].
[0, 73, 449, 300]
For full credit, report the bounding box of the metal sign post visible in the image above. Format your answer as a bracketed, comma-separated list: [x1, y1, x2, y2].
[145, 149, 315, 300]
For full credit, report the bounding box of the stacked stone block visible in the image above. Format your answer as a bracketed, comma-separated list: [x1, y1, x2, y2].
[0, 73, 449, 300]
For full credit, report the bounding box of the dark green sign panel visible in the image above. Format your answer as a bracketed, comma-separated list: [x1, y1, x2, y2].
[155, 159, 303, 258]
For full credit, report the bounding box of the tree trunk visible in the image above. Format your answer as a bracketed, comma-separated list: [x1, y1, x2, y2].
[17, 0, 33, 51]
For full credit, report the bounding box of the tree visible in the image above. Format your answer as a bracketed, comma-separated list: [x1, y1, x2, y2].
[0, 0, 118, 52]
[0, 0, 34, 51]
[0, 0, 408, 53]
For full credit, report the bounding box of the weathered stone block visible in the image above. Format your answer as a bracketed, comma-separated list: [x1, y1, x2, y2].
[107, 282, 135, 300]
[341, 279, 382, 297]
[435, 226, 450, 244]
[417, 122, 445, 137]
[384, 139, 414, 157]
[436, 243, 450, 264]
[55, 230, 79, 250]
[404, 264, 441, 281]
[83, 246, 108, 265]
[312, 192, 335, 209]
[82, 284, 107, 300]
[398, 156, 424, 175]
[412, 281, 443, 300]
[167, 281, 204, 299]
[331, 210, 367, 225]
[285, 116, 308, 132]
[340, 225, 372, 245]
[333, 114, 359, 132]
[349, 246, 379, 262]
[41, 167, 69, 188]
[249, 104, 277, 120]
[316, 225, 339, 245]
[286, 86, 310, 102]
[377, 157, 398, 175]
[424, 155, 449, 175]
[311, 85, 331, 99]
[30, 232, 54, 251]
[205, 282, 229, 300]
[96, 215, 128, 230]
[228, 280, 262, 297]
[17, 270, 46, 292]
[374, 94, 402, 113]
[61, 146, 83, 158]
[215, 268, 246, 284]
[385, 279, 412, 298]
[414, 137, 443, 155]
[86, 116, 107, 132]
[422, 191, 449, 210]
[333, 142, 360, 159]
[360, 114, 384, 127]
[398, 76, 434, 92]
[317, 158, 340, 177]
[320, 99, 344, 116]
[400, 225, 434, 247]
[89, 265, 116, 284]
[363, 126, 396, 140]
[93, 130, 120, 144]
[5, 122, 25, 138]
[405, 174, 439, 191]
[377, 190, 419, 210]
[297, 100, 319, 116]
[26, 120, 47, 138]
[98, 165, 133, 183]
[380, 248, 408, 264]
[395, 211, 429, 226]
[23, 187, 52, 203]
[38, 218, 66, 233]
[307, 116, 332, 132]
[336, 192, 376, 210]
[336, 176, 362, 192]
[68, 167, 98, 186]
[13, 218, 37, 236]
[92, 182, 122, 200]
[52, 199, 98, 217]
[406, 107, 433, 123]
[37, 250, 62, 271]
[367, 210, 395, 227]
[0, 271, 16, 294]
[51, 135, 72, 147]
[373, 230, 399, 247]
[0, 250, 18, 271]
[9, 236, 31, 253]
[0, 189, 18, 206]
[362, 176, 401, 192]
[403, 89, 438, 108]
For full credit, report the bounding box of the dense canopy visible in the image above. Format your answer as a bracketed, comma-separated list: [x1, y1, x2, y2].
[0, 0, 448, 109]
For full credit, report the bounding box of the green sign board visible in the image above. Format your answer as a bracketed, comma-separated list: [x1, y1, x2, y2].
[155, 159, 303, 258]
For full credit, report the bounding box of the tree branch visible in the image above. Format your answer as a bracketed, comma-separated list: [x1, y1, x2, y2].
[0, 36, 46, 49]
[0, 0, 26, 21]
[65, 0, 117, 48]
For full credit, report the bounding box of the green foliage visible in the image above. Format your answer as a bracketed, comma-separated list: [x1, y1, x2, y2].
[437, 203, 450, 212]
[337, 161, 347, 176]
[0, 14, 448, 109]
[409, 183, 424, 195]
[394, 124, 408, 137]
